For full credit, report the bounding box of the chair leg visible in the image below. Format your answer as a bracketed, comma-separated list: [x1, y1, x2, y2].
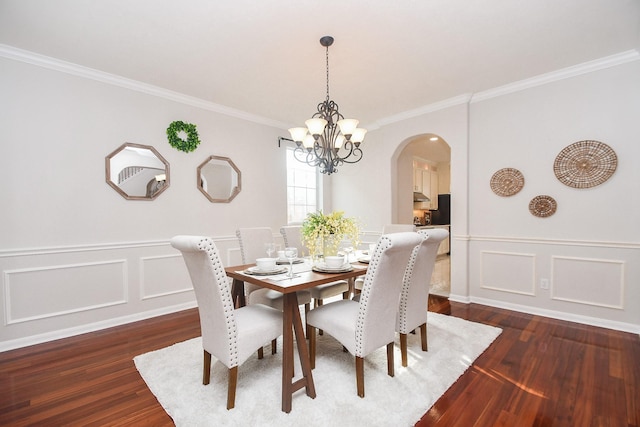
[400, 333, 408, 367]
[356, 356, 365, 398]
[271, 339, 277, 354]
[420, 323, 428, 351]
[305, 302, 311, 339]
[227, 366, 238, 410]
[317, 299, 324, 335]
[203, 350, 212, 385]
[387, 342, 395, 377]
[309, 326, 316, 369]
[257, 347, 264, 359]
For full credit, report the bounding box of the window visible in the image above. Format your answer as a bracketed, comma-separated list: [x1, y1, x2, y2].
[286, 147, 319, 223]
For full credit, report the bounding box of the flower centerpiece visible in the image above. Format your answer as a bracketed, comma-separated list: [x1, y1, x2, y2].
[301, 211, 360, 258]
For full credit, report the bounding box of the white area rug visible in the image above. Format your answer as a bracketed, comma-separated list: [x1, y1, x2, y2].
[134, 312, 501, 426]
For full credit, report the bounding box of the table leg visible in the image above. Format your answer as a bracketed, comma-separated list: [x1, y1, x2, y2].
[281, 292, 316, 413]
[230, 278, 246, 308]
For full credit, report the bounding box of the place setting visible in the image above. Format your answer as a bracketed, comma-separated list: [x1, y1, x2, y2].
[311, 255, 354, 273]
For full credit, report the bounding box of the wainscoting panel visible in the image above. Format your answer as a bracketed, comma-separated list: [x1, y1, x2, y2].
[4, 260, 127, 325]
[551, 256, 625, 309]
[140, 254, 192, 300]
[481, 251, 536, 296]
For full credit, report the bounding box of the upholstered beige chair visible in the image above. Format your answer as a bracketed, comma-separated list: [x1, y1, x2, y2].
[170, 235, 283, 410]
[354, 224, 417, 293]
[236, 227, 312, 311]
[280, 225, 350, 306]
[236, 228, 312, 348]
[306, 232, 423, 397]
[397, 228, 449, 367]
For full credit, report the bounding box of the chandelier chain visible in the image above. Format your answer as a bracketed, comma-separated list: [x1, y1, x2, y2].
[325, 44, 330, 102]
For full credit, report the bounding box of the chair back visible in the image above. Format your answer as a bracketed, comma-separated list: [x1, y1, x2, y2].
[170, 235, 239, 368]
[382, 224, 417, 234]
[236, 227, 274, 296]
[280, 225, 305, 256]
[397, 228, 449, 333]
[356, 232, 423, 357]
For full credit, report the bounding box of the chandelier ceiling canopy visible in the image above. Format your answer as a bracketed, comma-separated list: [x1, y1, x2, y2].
[287, 36, 366, 175]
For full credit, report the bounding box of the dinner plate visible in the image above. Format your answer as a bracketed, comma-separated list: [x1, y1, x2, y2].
[357, 256, 370, 264]
[243, 266, 288, 276]
[312, 263, 354, 273]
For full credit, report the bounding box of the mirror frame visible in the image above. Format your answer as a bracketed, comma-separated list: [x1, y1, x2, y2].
[197, 155, 242, 203]
[105, 142, 170, 201]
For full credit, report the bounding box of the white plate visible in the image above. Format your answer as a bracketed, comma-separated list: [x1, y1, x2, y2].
[313, 263, 354, 273]
[357, 256, 370, 264]
[244, 266, 288, 276]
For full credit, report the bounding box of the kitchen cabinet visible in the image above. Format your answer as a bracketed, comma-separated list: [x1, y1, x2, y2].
[413, 163, 439, 210]
[413, 168, 424, 192]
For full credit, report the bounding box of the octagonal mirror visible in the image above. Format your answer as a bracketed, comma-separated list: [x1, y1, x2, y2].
[197, 155, 241, 203]
[105, 143, 170, 200]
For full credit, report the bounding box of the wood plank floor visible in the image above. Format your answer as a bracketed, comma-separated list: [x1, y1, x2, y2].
[1, 297, 638, 426]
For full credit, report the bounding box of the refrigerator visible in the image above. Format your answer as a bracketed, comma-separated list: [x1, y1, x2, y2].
[430, 194, 450, 225]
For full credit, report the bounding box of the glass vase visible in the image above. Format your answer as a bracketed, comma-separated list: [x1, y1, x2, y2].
[322, 234, 340, 257]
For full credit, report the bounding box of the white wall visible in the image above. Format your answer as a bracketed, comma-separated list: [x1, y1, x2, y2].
[0, 56, 292, 349]
[2, 51, 639, 350]
[466, 60, 640, 331]
[333, 59, 640, 333]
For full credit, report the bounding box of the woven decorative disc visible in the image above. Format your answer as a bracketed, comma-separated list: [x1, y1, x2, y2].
[529, 195, 557, 218]
[553, 140, 617, 188]
[490, 168, 525, 197]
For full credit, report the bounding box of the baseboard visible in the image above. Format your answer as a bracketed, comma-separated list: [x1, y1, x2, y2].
[0, 301, 198, 353]
[461, 296, 639, 335]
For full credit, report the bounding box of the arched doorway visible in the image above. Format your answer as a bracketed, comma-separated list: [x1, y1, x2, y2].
[396, 133, 451, 296]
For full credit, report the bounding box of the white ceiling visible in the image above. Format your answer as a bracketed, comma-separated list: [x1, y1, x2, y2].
[1, 0, 638, 129]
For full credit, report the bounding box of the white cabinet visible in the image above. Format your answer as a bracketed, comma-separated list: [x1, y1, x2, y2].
[413, 168, 423, 192]
[419, 170, 439, 210]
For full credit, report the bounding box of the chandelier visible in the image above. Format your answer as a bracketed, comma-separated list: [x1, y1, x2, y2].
[287, 36, 367, 175]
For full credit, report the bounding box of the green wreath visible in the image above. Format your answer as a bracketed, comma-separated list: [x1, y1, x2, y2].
[166, 121, 201, 152]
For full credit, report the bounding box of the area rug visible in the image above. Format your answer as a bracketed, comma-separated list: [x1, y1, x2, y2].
[134, 312, 501, 426]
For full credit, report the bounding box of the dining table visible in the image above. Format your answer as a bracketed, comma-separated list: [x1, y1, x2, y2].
[225, 258, 368, 413]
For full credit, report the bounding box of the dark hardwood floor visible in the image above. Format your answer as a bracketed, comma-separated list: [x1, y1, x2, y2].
[1, 296, 638, 426]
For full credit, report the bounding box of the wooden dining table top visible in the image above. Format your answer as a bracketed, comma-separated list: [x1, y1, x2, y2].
[224, 261, 368, 294]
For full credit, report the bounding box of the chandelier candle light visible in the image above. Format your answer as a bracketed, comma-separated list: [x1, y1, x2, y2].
[288, 36, 367, 175]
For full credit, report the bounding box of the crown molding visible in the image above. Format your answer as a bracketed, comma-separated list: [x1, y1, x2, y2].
[0, 44, 290, 129]
[3, 44, 638, 130]
[371, 94, 473, 129]
[470, 49, 640, 103]
[372, 49, 639, 127]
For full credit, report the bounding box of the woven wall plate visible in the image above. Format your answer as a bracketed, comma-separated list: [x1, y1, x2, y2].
[553, 140, 617, 188]
[529, 195, 557, 218]
[490, 168, 525, 197]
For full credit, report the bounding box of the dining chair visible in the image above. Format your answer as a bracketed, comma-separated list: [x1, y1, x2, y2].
[170, 235, 283, 410]
[354, 224, 418, 293]
[397, 228, 449, 367]
[280, 225, 350, 308]
[236, 227, 312, 344]
[306, 232, 424, 398]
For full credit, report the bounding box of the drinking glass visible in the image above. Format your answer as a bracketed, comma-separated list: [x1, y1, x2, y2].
[265, 243, 277, 258]
[284, 247, 298, 279]
[341, 242, 354, 263]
